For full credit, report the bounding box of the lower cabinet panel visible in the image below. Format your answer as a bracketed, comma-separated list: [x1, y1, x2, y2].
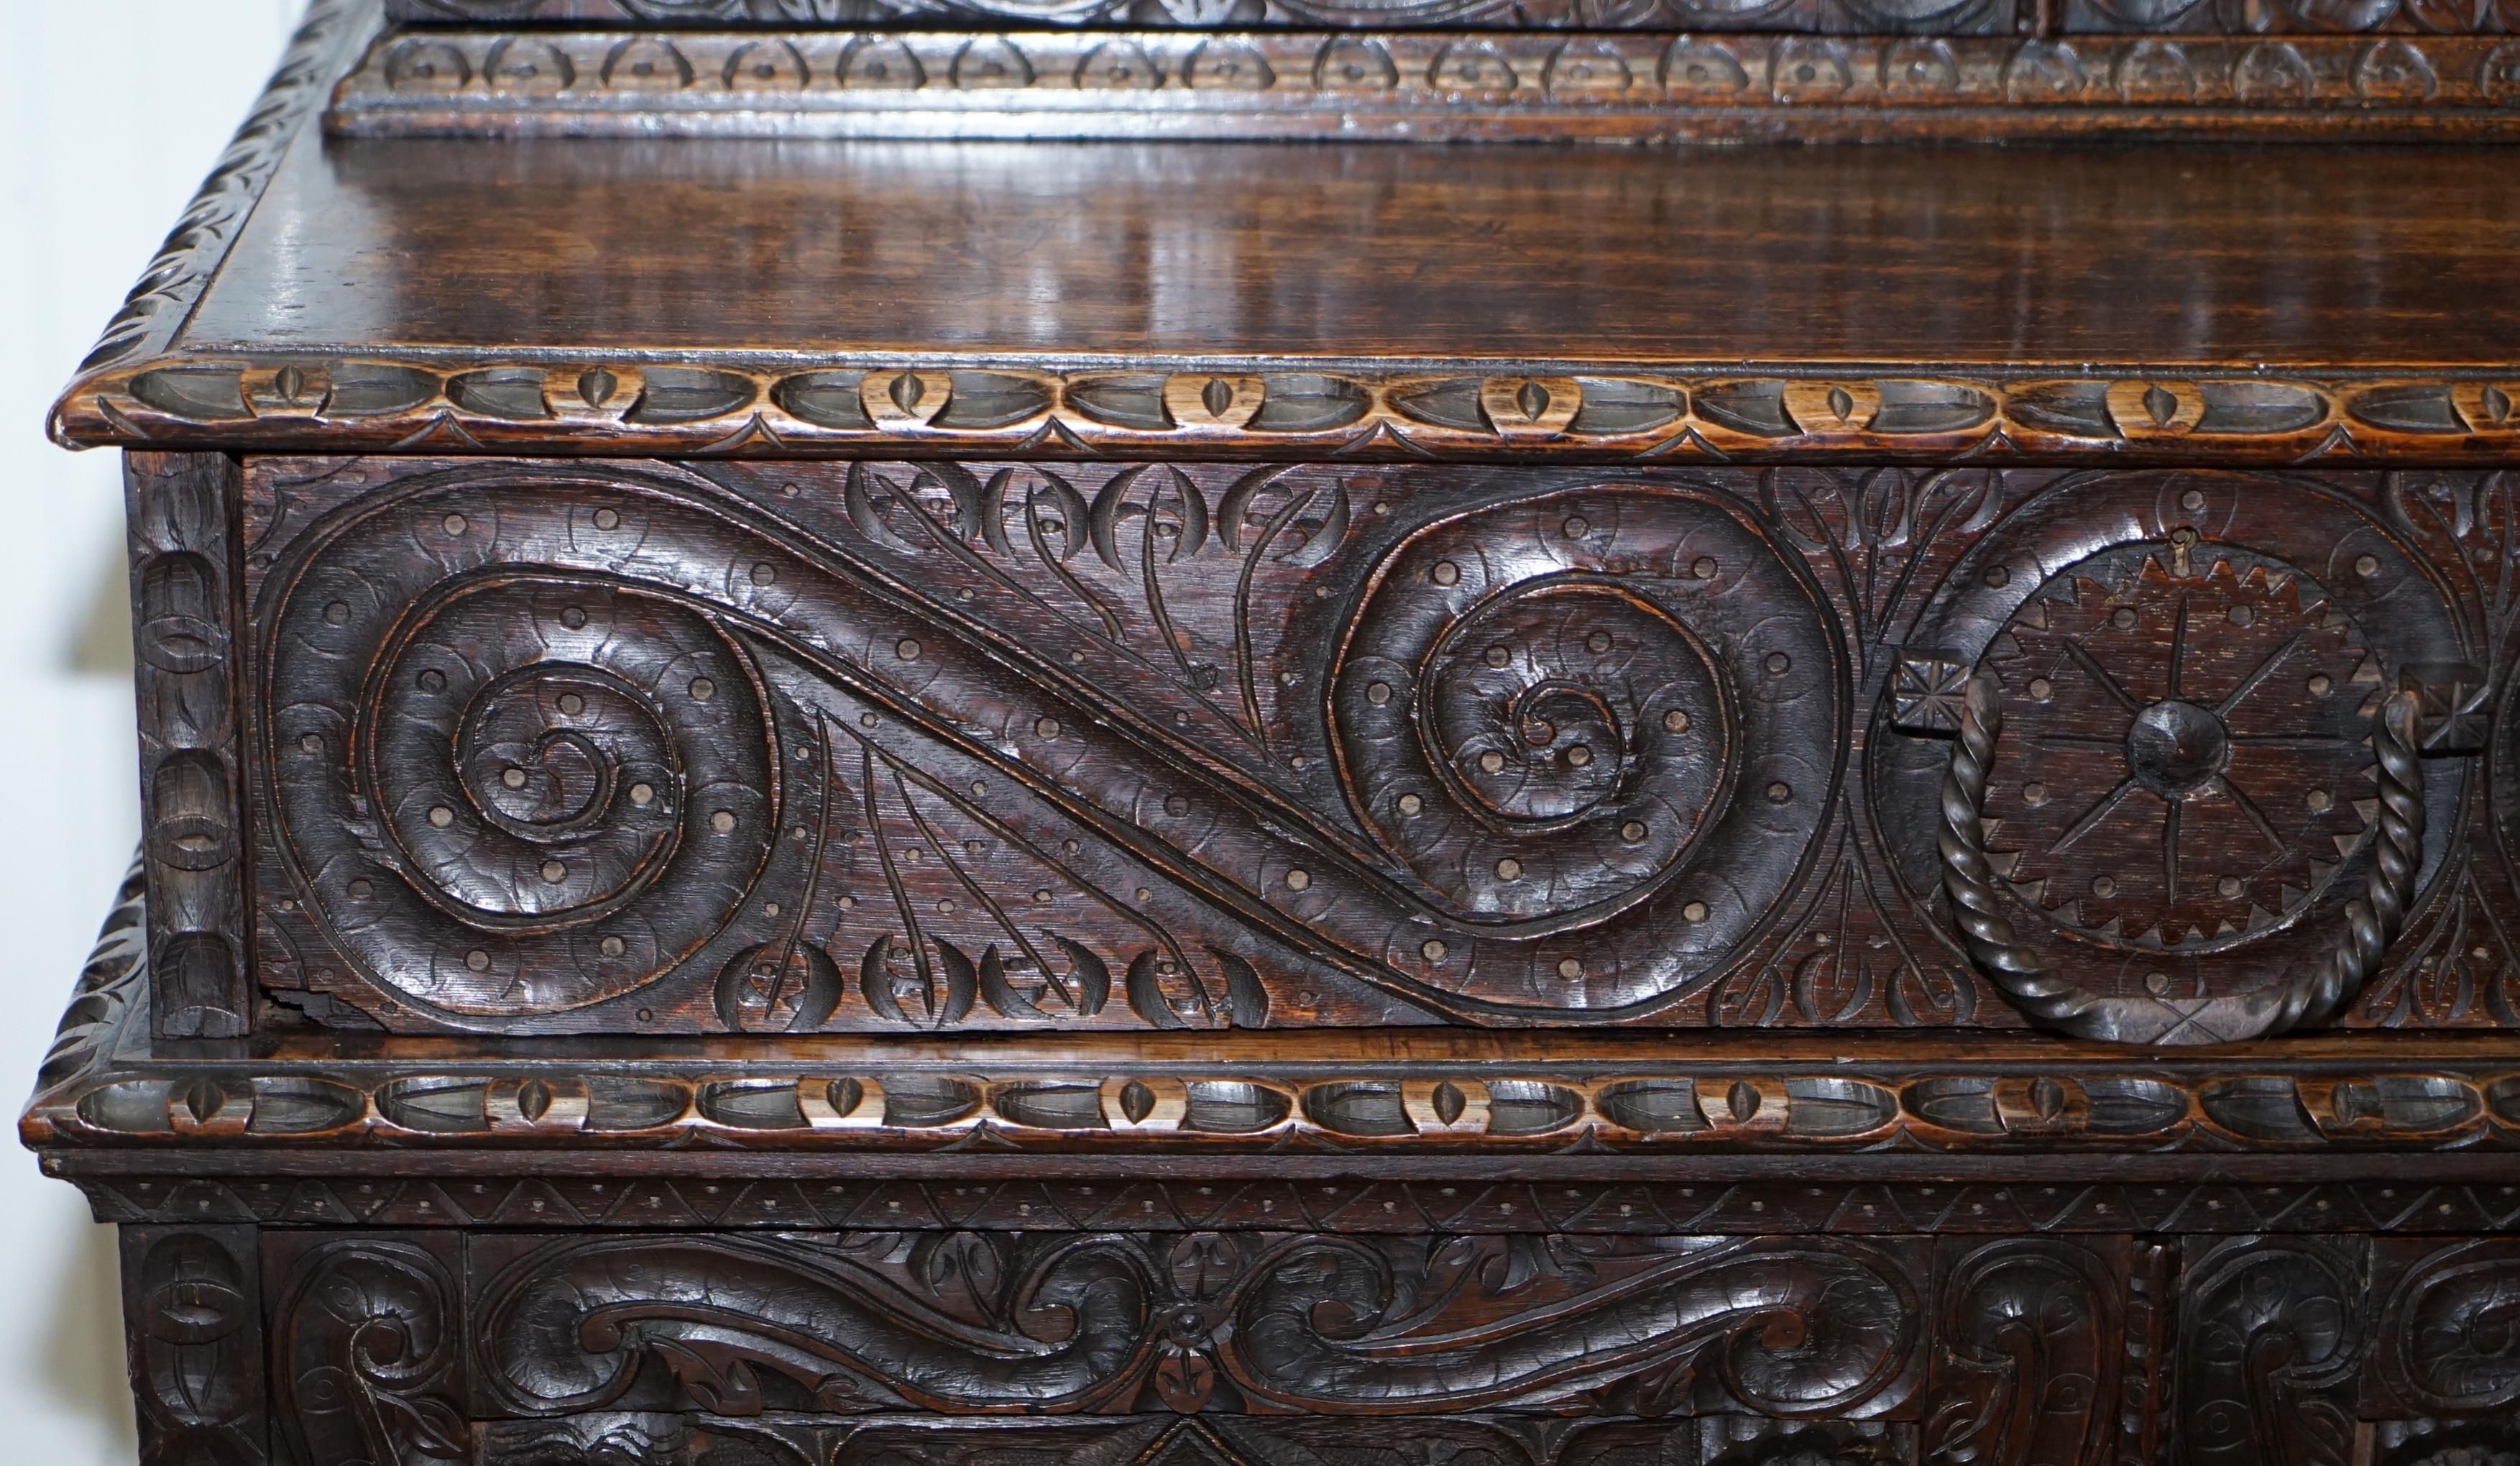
[111, 1224, 2515, 1466]
[484, 1413, 1921, 1465]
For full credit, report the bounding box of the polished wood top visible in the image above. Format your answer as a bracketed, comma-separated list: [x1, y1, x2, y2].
[52, 36, 2520, 467]
[46, 0, 2520, 464]
[177, 139, 2520, 368]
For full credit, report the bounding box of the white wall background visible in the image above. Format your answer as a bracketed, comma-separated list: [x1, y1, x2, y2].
[0, 4, 308, 1461]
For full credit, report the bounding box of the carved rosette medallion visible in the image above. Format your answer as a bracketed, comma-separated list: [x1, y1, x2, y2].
[1876, 473, 2471, 1042]
[1978, 543, 2377, 967]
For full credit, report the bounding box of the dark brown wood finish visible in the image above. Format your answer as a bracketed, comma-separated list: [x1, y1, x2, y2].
[127, 454, 253, 1040]
[50, 132, 2520, 462]
[206, 455, 2516, 1043]
[193, 139, 2509, 366]
[29, 0, 2520, 1460]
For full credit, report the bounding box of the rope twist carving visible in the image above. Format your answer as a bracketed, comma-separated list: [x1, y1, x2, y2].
[1936, 674, 2424, 1040]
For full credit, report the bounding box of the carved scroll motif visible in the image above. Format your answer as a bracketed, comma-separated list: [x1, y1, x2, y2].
[2174, 1236, 2366, 1466]
[1924, 1237, 2126, 1466]
[2372, 1237, 2520, 1420]
[270, 1237, 469, 1466]
[247, 461, 1847, 1034]
[473, 1232, 1923, 1419]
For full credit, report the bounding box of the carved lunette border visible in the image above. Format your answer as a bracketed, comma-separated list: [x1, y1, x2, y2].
[27, 886, 2520, 1162]
[329, 29, 2520, 142]
[71, 0, 380, 377]
[383, 0, 2518, 35]
[384, 0, 2020, 32]
[50, 357, 2520, 464]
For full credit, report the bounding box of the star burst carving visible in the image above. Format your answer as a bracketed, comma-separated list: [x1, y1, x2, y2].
[1982, 550, 2379, 950]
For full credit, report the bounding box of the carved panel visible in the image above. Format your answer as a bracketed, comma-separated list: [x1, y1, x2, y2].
[479, 1413, 1922, 1465]
[226, 459, 2520, 1042]
[1923, 1236, 2130, 1465]
[242, 458, 1866, 1035]
[265, 1232, 469, 1466]
[129, 453, 251, 1038]
[2172, 1234, 2368, 1466]
[120, 1224, 267, 1466]
[2366, 1237, 2520, 1422]
[1875, 471, 2490, 1043]
[469, 1231, 1926, 1419]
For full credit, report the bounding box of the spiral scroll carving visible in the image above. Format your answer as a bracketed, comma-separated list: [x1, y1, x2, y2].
[272, 1240, 467, 1466]
[1329, 485, 1840, 1002]
[477, 1234, 1158, 1415]
[265, 495, 782, 1017]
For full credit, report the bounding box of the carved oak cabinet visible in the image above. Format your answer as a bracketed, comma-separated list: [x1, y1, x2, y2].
[26, 1, 2520, 1462]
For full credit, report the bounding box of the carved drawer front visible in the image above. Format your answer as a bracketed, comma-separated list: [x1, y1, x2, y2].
[208, 1227, 2520, 1465]
[219, 458, 2518, 1040]
[259, 1228, 1967, 1462]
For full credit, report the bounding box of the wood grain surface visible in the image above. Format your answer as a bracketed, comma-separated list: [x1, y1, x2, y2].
[171, 138, 2520, 367]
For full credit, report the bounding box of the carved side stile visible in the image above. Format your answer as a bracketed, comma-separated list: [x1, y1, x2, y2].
[129, 453, 252, 1038]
